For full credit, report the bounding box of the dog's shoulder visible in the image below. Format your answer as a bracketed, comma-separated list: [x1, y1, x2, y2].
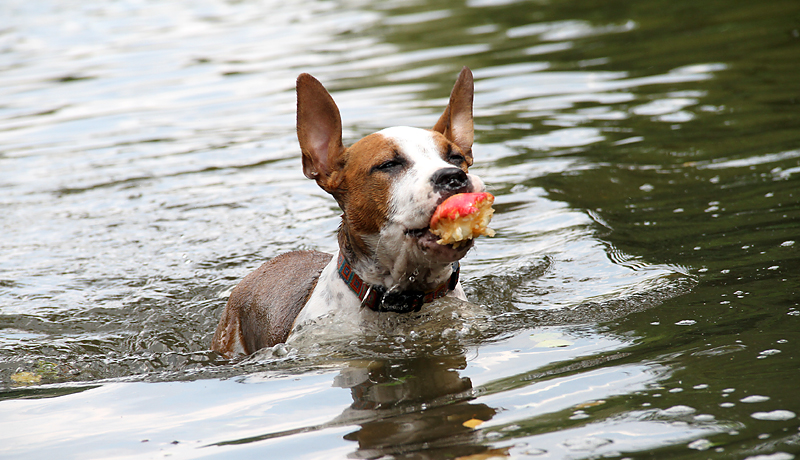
[211, 250, 332, 357]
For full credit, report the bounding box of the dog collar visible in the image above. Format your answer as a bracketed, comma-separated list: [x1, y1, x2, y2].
[337, 252, 460, 314]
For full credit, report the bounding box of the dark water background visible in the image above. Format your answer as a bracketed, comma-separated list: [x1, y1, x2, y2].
[1, 0, 799, 458]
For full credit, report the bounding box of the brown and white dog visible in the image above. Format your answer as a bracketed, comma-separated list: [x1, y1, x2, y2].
[212, 67, 486, 358]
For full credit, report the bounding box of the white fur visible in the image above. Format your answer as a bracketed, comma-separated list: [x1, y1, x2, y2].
[291, 249, 364, 328]
[382, 126, 485, 232]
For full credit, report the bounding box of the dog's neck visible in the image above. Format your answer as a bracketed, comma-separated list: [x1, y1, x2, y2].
[337, 223, 456, 296]
[336, 251, 459, 313]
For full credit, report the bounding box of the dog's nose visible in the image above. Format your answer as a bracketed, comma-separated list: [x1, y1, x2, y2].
[431, 167, 470, 193]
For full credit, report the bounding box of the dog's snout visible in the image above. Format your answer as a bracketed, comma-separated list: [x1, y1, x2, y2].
[431, 168, 470, 193]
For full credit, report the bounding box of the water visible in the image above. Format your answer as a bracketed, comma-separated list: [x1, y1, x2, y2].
[1, 0, 799, 458]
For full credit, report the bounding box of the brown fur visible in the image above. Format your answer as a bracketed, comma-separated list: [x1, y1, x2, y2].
[211, 250, 331, 356]
[335, 134, 397, 258]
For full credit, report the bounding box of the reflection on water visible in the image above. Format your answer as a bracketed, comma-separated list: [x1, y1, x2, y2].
[2, 0, 799, 458]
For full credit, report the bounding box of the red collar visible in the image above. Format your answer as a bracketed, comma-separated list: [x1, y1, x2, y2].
[337, 252, 460, 313]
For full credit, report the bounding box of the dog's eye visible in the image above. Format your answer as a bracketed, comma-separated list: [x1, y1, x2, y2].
[373, 158, 404, 172]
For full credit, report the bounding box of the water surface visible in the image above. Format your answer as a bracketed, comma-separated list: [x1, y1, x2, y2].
[1, 0, 799, 458]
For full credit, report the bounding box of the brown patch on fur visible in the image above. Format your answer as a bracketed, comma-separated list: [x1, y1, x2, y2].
[431, 132, 470, 173]
[298, 132, 399, 259]
[211, 250, 332, 358]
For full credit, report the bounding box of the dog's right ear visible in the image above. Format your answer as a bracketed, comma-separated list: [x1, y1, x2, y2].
[297, 74, 344, 188]
[433, 67, 474, 166]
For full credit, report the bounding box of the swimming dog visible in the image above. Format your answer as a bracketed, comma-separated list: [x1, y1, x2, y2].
[212, 67, 486, 357]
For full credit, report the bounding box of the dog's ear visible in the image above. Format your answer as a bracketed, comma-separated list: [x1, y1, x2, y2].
[433, 67, 474, 166]
[297, 73, 345, 187]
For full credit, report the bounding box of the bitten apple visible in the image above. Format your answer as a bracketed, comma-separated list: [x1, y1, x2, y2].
[430, 192, 496, 247]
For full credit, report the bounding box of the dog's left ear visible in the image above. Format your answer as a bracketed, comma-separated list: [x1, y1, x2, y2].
[433, 67, 474, 166]
[297, 73, 345, 189]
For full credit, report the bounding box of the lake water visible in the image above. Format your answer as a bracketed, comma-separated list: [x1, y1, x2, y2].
[1, 0, 799, 458]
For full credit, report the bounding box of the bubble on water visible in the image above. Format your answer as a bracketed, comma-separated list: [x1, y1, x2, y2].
[745, 453, 795, 460]
[768, 265, 780, 270]
[675, 319, 696, 326]
[660, 405, 696, 416]
[441, 328, 458, 340]
[693, 384, 709, 390]
[688, 439, 713, 451]
[751, 410, 796, 421]
[720, 402, 735, 408]
[740, 395, 770, 403]
[639, 183, 654, 192]
[562, 436, 612, 451]
[780, 240, 795, 247]
[485, 432, 503, 440]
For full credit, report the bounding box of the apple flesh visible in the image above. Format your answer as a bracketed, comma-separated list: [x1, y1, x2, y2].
[430, 192, 496, 248]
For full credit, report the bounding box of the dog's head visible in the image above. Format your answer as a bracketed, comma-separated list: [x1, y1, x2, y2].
[296, 68, 485, 288]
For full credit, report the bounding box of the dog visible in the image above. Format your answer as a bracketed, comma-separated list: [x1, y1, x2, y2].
[212, 67, 486, 358]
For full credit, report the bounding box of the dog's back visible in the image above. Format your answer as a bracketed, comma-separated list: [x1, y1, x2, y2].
[211, 250, 332, 355]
